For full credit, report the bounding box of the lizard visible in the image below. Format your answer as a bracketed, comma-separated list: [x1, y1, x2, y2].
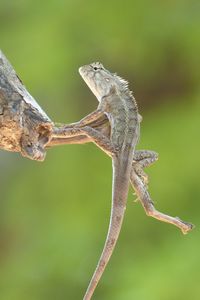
[50, 62, 194, 300]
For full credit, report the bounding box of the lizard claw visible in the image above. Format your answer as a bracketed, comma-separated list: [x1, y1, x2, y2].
[175, 217, 195, 234]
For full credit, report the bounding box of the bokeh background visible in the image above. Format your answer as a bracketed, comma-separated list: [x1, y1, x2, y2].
[0, 1, 200, 299]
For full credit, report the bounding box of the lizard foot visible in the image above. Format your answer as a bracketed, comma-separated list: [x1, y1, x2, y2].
[175, 217, 195, 234]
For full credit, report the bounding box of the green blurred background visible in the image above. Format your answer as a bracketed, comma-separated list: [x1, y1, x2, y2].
[0, 1, 200, 299]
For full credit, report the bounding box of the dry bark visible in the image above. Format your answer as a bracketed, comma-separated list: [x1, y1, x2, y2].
[0, 50, 53, 161]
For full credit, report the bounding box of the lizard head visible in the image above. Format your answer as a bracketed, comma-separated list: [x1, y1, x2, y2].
[79, 62, 128, 101]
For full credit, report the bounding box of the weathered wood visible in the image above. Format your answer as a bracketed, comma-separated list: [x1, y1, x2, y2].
[0, 50, 53, 161]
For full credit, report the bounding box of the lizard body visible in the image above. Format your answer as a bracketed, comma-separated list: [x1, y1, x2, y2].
[78, 62, 140, 299]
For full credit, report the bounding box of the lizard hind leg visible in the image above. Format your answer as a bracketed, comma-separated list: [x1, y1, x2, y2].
[132, 150, 158, 186]
[130, 172, 194, 234]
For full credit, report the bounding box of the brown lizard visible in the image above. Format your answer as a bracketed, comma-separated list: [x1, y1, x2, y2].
[50, 62, 194, 300]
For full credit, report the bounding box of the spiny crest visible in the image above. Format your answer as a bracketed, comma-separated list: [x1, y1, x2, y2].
[113, 72, 138, 112]
[113, 73, 129, 90]
[113, 73, 136, 103]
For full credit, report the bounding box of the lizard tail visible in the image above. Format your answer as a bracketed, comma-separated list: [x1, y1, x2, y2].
[83, 156, 130, 300]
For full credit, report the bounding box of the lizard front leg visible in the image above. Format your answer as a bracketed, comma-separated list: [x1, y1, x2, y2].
[63, 109, 106, 128]
[51, 109, 115, 155]
[52, 125, 115, 156]
[47, 135, 92, 147]
[48, 113, 110, 148]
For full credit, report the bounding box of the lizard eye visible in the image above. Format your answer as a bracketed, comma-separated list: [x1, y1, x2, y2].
[91, 62, 104, 71]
